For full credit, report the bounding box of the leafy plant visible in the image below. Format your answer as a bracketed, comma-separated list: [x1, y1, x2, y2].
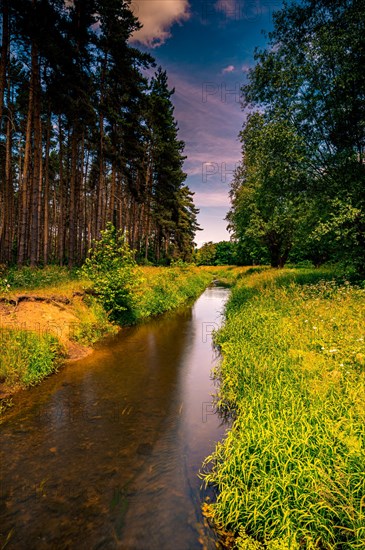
[81, 224, 144, 323]
[0, 277, 11, 294]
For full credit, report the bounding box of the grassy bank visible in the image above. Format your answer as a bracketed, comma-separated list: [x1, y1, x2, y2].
[130, 265, 214, 320]
[0, 329, 65, 390]
[0, 265, 215, 394]
[202, 268, 365, 549]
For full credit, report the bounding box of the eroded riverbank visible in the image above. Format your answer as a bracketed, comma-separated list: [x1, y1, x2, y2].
[0, 266, 217, 398]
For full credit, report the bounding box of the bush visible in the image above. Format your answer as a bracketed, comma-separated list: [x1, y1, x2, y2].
[81, 224, 144, 323]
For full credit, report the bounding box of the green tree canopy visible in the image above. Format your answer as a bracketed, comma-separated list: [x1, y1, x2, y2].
[228, 113, 309, 268]
[230, 0, 365, 272]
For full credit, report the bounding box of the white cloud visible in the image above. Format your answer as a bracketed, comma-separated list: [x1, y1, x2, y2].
[222, 65, 235, 73]
[130, 0, 191, 47]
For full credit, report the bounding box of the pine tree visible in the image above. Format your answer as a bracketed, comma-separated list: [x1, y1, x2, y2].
[0, 1, 200, 267]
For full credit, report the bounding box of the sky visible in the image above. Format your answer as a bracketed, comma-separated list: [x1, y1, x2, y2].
[129, 0, 283, 247]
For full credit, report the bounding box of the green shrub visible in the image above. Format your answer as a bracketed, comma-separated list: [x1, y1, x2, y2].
[81, 224, 144, 323]
[81, 230, 215, 324]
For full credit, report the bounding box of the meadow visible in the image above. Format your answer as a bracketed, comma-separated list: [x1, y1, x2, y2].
[202, 268, 365, 549]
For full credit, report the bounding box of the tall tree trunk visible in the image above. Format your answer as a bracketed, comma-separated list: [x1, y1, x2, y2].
[144, 163, 152, 260]
[77, 130, 85, 263]
[97, 109, 104, 237]
[83, 144, 90, 260]
[30, 42, 42, 267]
[116, 172, 123, 231]
[4, 110, 13, 262]
[57, 116, 64, 265]
[96, 55, 107, 237]
[43, 109, 51, 265]
[137, 202, 144, 253]
[0, 2, 10, 262]
[68, 128, 78, 267]
[18, 46, 35, 265]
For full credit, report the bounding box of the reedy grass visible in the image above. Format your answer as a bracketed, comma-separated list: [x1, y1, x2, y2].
[0, 328, 65, 389]
[202, 268, 365, 549]
[70, 296, 118, 345]
[132, 265, 214, 320]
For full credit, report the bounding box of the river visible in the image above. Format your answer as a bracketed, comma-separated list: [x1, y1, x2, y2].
[0, 287, 230, 549]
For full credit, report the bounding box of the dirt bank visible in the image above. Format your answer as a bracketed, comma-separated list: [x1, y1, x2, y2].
[0, 293, 94, 362]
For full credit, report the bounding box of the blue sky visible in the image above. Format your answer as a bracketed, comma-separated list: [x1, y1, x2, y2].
[130, 0, 283, 246]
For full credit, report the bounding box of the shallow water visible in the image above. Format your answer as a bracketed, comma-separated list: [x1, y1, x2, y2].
[0, 287, 230, 549]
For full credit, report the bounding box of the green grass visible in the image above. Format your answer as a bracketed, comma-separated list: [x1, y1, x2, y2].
[132, 265, 214, 320]
[0, 328, 65, 389]
[79, 264, 217, 324]
[0, 265, 81, 294]
[70, 296, 118, 345]
[201, 268, 365, 549]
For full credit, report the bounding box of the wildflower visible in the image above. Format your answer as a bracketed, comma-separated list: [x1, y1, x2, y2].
[329, 348, 338, 353]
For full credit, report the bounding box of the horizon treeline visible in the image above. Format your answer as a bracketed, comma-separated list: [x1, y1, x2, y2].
[0, 0, 199, 267]
[228, 0, 365, 273]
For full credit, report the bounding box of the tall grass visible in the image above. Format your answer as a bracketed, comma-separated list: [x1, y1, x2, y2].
[70, 296, 118, 345]
[0, 265, 81, 293]
[0, 329, 65, 389]
[202, 268, 365, 549]
[132, 266, 214, 320]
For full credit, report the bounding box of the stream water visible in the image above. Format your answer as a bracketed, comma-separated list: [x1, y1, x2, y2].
[0, 287, 230, 549]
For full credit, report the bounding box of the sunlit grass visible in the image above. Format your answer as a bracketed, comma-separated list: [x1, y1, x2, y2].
[0, 328, 65, 389]
[202, 268, 365, 549]
[0, 265, 85, 298]
[70, 296, 118, 345]
[132, 265, 214, 320]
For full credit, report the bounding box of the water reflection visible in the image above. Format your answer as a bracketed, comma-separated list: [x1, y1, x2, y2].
[0, 287, 230, 549]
